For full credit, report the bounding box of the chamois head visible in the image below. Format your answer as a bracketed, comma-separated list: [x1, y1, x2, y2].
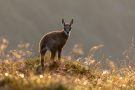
[62, 19, 73, 35]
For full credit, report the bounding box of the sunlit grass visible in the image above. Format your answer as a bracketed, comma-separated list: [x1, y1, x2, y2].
[0, 37, 135, 90]
[0, 57, 135, 90]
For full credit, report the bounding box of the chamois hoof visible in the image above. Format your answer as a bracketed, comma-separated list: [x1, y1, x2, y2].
[49, 61, 59, 70]
[35, 65, 44, 74]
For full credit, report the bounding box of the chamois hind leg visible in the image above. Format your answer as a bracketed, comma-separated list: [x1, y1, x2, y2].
[58, 48, 62, 60]
[40, 49, 47, 68]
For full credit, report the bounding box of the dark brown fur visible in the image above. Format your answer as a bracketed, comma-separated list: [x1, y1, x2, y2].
[39, 19, 73, 67]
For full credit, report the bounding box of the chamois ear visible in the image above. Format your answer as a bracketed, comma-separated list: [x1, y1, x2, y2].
[62, 19, 65, 25]
[70, 19, 73, 25]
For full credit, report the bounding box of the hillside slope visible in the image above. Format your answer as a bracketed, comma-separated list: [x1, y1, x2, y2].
[0, 57, 135, 90]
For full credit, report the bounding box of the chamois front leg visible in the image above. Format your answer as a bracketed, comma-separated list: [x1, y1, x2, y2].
[50, 50, 56, 62]
[58, 48, 62, 60]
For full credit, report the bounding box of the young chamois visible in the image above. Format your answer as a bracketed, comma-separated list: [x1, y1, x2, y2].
[39, 19, 73, 67]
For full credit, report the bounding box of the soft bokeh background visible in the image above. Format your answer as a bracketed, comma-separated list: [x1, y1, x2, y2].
[0, 0, 135, 58]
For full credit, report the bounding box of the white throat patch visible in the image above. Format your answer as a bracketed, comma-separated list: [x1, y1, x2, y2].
[64, 30, 71, 36]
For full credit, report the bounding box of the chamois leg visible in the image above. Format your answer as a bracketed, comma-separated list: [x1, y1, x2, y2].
[50, 50, 56, 62]
[40, 49, 47, 68]
[58, 48, 62, 60]
[50, 50, 59, 69]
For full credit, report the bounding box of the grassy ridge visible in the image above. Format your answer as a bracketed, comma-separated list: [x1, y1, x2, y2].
[0, 57, 135, 90]
[0, 58, 96, 90]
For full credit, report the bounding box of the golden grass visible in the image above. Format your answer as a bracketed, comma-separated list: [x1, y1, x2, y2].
[0, 37, 135, 90]
[0, 58, 135, 90]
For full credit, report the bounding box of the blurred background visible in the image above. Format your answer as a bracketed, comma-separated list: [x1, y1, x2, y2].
[0, 0, 135, 58]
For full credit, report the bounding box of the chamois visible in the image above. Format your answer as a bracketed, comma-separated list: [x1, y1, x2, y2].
[39, 19, 73, 67]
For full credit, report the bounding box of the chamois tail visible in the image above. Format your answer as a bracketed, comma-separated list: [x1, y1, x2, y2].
[39, 36, 48, 53]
